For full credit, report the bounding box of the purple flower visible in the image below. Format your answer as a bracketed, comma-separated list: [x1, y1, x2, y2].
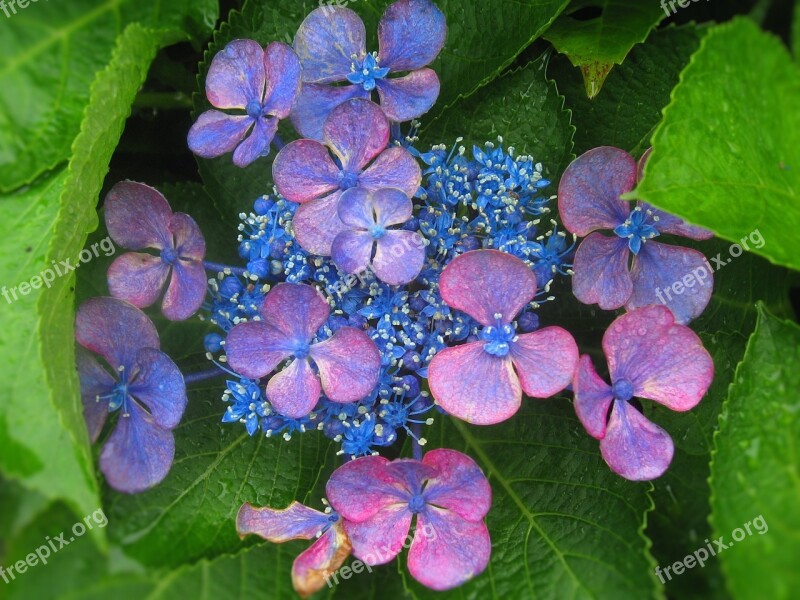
[75, 297, 187, 493]
[273, 98, 421, 255]
[559, 146, 715, 324]
[188, 40, 301, 167]
[428, 250, 579, 425]
[105, 182, 207, 322]
[326, 449, 491, 591]
[291, 0, 446, 139]
[237, 501, 351, 597]
[331, 187, 426, 285]
[225, 283, 381, 418]
[574, 305, 714, 480]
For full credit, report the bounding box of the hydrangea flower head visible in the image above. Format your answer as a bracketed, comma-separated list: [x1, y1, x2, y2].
[75, 297, 187, 493]
[326, 449, 491, 591]
[225, 283, 381, 418]
[188, 40, 301, 167]
[238, 501, 350, 597]
[428, 250, 579, 425]
[559, 146, 714, 324]
[573, 305, 714, 480]
[291, 0, 446, 138]
[331, 187, 426, 285]
[274, 98, 421, 255]
[105, 182, 207, 321]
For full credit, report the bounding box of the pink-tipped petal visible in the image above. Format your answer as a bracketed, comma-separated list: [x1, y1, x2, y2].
[422, 449, 491, 521]
[641, 203, 714, 240]
[237, 501, 331, 542]
[372, 187, 413, 227]
[331, 230, 374, 274]
[572, 233, 633, 310]
[343, 505, 413, 565]
[573, 354, 614, 439]
[289, 82, 370, 141]
[310, 327, 381, 402]
[376, 69, 440, 122]
[558, 147, 634, 236]
[428, 341, 522, 425]
[232, 117, 279, 168]
[206, 39, 266, 109]
[170, 212, 206, 260]
[188, 111, 253, 159]
[604, 305, 714, 411]
[600, 400, 674, 481]
[323, 99, 389, 173]
[161, 259, 207, 321]
[373, 230, 426, 285]
[273, 139, 340, 203]
[76, 348, 113, 443]
[225, 321, 294, 379]
[510, 327, 579, 398]
[439, 250, 537, 326]
[107, 253, 170, 309]
[292, 524, 352, 598]
[337, 187, 375, 229]
[292, 192, 349, 256]
[262, 42, 302, 118]
[266, 358, 322, 419]
[261, 283, 331, 342]
[408, 507, 491, 591]
[104, 181, 172, 250]
[378, 0, 447, 71]
[358, 147, 422, 199]
[326, 455, 406, 521]
[293, 6, 366, 84]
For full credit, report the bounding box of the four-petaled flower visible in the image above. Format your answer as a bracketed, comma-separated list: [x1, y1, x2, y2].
[188, 40, 301, 167]
[332, 187, 426, 285]
[274, 98, 421, 255]
[428, 250, 579, 425]
[238, 501, 351, 597]
[75, 297, 187, 493]
[326, 449, 491, 591]
[225, 283, 381, 418]
[559, 146, 714, 324]
[573, 305, 714, 480]
[105, 182, 207, 321]
[291, 0, 446, 139]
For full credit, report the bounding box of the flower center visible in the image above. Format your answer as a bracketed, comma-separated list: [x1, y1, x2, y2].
[293, 341, 311, 360]
[245, 100, 263, 119]
[160, 246, 179, 265]
[408, 493, 426, 514]
[613, 206, 659, 255]
[338, 170, 359, 190]
[612, 378, 635, 402]
[369, 224, 387, 239]
[346, 52, 390, 92]
[479, 315, 517, 357]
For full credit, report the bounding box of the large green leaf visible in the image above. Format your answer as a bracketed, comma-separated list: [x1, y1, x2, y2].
[633, 18, 800, 271]
[709, 306, 800, 600]
[543, 0, 666, 98]
[0, 0, 218, 192]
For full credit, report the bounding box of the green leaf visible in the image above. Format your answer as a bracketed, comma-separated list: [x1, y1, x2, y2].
[794, 0, 800, 60]
[633, 18, 800, 271]
[0, 0, 218, 193]
[543, 0, 666, 98]
[421, 56, 576, 181]
[709, 306, 800, 600]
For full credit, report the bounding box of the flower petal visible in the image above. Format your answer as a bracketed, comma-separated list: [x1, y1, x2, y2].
[373, 229, 426, 285]
[309, 326, 381, 402]
[188, 110, 253, 159]
[408, 507, 491, 591]
[331, 230, 374, 274]
[572, 233, 633, 310]
[358, 147, 421, 199]
[628, 241, 713, 325]
[373, 187, 413, 227]
[170, 212, 206, 261]
[343, 504, 413, 565]
[604, 305, 714, 411]
[293, 6, 366, 83]
[107, 252, 170, 309]
[558, 146, 634, 236]
[292, 191, 349, 256]
[206, 39, 266, 109]
[641, 203, 714, 240]
[438, 250, 537, 326]
[337, 187, 375, 229]
[289, 82, 370, 141]
[378, 0, 447, 72]
[262, 283, 331, 341]
[600, 399, 674, 481]
[262, 42, 302, 117]
[266, 358, 322, 418]
[232, 117, 279, 168]
[161, 259, 207, 321]
[99, 401, 175, 494]
[421, 449, 491, 521]
[326, 455, 408, 522]
[225, 320, 295, 379]
[75, 297, 159, 370]
[76, 348, 113, 443]
[324, 98, 389, 172]
[273, 139, 340, 203]
[376, 69, 440, 122]
[237, 501, 332, 542]
[428, 341, 522, 425]
[510, 327, 579, 398]
[573, 354, 614, 439]
[292, 524, 352, 597]
[128, 348, 187, 430]
[104, 181, 172, 250]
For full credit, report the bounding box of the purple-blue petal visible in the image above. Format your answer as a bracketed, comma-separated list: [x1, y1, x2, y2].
[170, 212, 206, 261]
[262, 42, 302, 118]
[128, 347, 187, 430]
[376, 69, 440, 122]
[107, 253, 170, 309]
[76, 348, 113, 443]
[571, 233, 633, 310]
[161, 258, 207, 321]
[188, 110, 253, 159]
[273, 139, 341, 203]
[337, 187, 375, 229]
[232, 117, 279, 168]
[104, 181, 173, 250]
[289, 82, 370, 141]
[237, 501, 333, 542]
[206, 39, 266, 109]
[324, 98, 390, 173]
[225, 320, 295, 380]
[331, 230, 374, 274]
[640, 202, 715, 240]
[294, 6, 366, 83]
[573, 354, 614, 439]
[372, 187, 413, 227]
[373, 230, 426, 285]
[377, 0, 447, 72]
